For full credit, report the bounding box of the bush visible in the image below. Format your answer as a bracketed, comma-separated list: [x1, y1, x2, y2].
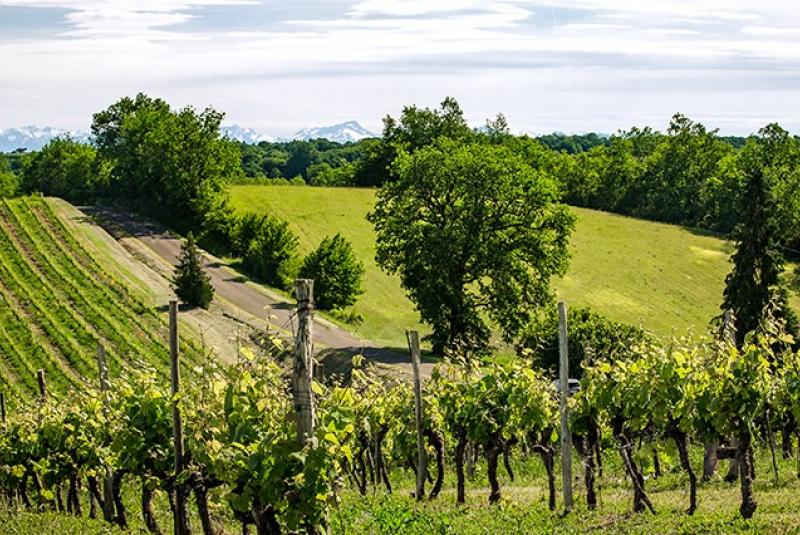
[0, 171, 17, 198]
[299, 234, 364, 310]
[172, 232, 214, 309]
[242, 216, 299, 288]
[518, 307, 647, 379]
[0, 155, 18, 198]
[199, 198, 236, 256]
[231, 212, 270, 257]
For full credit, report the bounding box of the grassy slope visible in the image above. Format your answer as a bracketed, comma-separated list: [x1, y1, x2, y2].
[0, 197, 202, 402]
[231, 185, 797, 345]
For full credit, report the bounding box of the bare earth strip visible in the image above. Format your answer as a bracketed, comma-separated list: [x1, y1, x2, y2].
[58, 202, 426, 376]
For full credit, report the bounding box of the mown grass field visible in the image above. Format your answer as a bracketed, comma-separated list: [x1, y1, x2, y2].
[230, 185, 794, 346]
[0, 197, 203, 404]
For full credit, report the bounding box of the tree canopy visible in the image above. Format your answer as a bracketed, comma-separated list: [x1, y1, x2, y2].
[20, 137, 108, 201]
[92, 93, 241, 228]
[369, 139, 575, 354]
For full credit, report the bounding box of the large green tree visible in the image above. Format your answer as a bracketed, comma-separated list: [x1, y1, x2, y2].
[369, 139, 575, 354]
[20, 137, 108, 201]
[354, 97, 474, 187]
[721, 132, 787, 346]
[92, 93, 241, 228]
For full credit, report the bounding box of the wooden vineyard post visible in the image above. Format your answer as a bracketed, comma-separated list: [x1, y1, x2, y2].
[96, 344, 116, 522]
[293, 279, 316, 445]
[37, 369, 47, 402]
[407, 330, 426, 501]
[0, 392, 6, 428]
[169, 301, 189, 535]
[558, 301, 573, 512]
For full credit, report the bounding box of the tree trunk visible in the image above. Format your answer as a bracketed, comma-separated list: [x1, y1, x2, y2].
[376, 428, 392, 493]
[89, 482, 98, 519]
[142, 483, 162, 535]
[652, 447, 662, 478]
[112, 471, 128, 528]
[455, 431, 467, 505]
[614, 420, 655, 514]
[702, 439, 719, 481]
[252, 505, 281, 535]
[502, 439, 515, 482]
[68, 473, 82, 516]
[355, 445, 367, 495]
[19, 474, 30, 509]
[194, 485, 215, 535]
[782, 415, 795, 460]
[725, 437, 739, 483]
[532, 442, 556, 511]
[55, 484, 64, 512]
[737, 432, 757, 519]
[486, 441, 501, 504]
[672, 428, 697, 515]
[466, 441, 476, 480]
[364, 436, 376, 488]
[425, 429, 445, 500]
[573, 426, 597, 510]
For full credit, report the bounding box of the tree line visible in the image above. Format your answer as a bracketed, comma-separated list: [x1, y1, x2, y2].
[2, 93, 799, 352]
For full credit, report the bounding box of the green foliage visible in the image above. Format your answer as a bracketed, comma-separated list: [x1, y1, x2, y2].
[236, 137, 367, 185]
[369, 139, 575, 354]
[172, 232, 214, 309]
[92, 93, 241, 228]
[299, 234, 365, 310]
[0, 155, 19, 198]
[242, 215, 299, 288]
[519, 307, 647, 379]
[354, 97, 474, 187]
[20, 137, 108, 201]
[722, 130, 790, 346]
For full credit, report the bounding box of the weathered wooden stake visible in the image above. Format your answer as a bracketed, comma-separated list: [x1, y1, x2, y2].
[406, 330, 426, 501]
[558, 301, 573, 512]
[169, 301, 189, 535]
[293, 279, 316, 445]
[0, 392, 6, 427]
[37, 369, 47, 402]
[96, 345, 116, 522]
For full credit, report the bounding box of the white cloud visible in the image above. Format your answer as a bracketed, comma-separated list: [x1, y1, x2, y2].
[1, 0, 799, 135]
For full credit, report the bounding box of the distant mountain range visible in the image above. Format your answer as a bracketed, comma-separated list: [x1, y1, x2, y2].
[0, 126, 92, 152]
[220, 125, 275, 144]
[290, 121, 375, 143]
[0, 121, 376, 152]
[223, 121, 375, 144]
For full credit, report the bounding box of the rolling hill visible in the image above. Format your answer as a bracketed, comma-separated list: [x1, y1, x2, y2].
[229, 185, 797, 346]
[0, 197, 205, 405]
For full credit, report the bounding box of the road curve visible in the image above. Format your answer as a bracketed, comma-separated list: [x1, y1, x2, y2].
[80, 206, 429, 375]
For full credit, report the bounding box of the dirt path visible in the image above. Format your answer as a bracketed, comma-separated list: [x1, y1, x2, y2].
[75, 205, 430, 376]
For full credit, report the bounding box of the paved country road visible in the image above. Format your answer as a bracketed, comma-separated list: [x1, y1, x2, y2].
[79, 205, 431, 375]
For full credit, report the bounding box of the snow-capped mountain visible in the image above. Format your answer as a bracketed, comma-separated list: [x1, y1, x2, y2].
[291, 121, 375, 143]
[0, 126, 92, 152]
[221, 125, 275, 144]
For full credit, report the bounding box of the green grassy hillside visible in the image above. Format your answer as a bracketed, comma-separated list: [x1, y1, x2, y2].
[230, 185, 794, 345]
[0, 197, 202, 404]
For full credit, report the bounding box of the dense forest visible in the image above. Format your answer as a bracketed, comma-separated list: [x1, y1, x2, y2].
[1, 96, 797, 248]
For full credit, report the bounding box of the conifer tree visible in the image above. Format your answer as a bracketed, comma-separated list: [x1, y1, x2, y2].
[172, 232, 214, 309]
[721, 161, 783, 346]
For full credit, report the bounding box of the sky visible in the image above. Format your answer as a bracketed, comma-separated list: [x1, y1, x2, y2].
[1, 0, 800, 137]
